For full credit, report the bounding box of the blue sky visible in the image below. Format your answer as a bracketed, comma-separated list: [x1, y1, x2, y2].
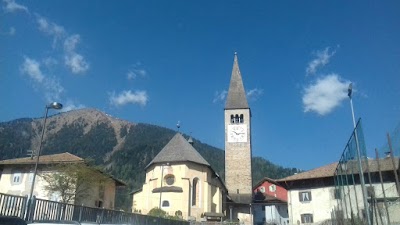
[1, 0, 399, 171]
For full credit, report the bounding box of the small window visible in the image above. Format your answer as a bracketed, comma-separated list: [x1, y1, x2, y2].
[230, 115, 234, 123]
[165, 175, 175, 186]
[269, 184, 276, 192]
[301, 214, 313, 223]
[162, 200, 170, 207]
[239, 114, 244, 123]
[12, 173, 22, 185]
[235, 114, 239, 123]
[299, 191, 312, 202]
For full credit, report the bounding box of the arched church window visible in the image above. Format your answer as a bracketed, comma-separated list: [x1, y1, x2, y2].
[192, 178, 199, 206]
[230, 115, 234, 123]
[239, 114, 244, 123]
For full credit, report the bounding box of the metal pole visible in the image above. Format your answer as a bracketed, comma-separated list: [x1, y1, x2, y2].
[387, 133, 400, 196]
[349, 90, 371, 225]
[29, 106, 49, 199]
[338, 166, 349, 219]
[342, 162, 355, 220]
[349, 158, 360, 217]
[375, 148, 391, 225]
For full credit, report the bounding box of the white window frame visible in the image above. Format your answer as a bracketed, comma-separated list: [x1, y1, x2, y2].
[12, 172, 22, 185]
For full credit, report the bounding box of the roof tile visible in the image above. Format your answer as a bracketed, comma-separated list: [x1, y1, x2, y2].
[147, 133, 210, 168]
[0, 152, 84, 165]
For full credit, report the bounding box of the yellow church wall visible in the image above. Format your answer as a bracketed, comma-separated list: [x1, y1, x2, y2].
[132, 161, 225, 221]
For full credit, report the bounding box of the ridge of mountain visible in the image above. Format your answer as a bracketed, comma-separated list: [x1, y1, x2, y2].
[0, 108, 298, 209]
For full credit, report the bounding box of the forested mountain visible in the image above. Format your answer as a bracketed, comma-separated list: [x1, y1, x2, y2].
[0, 108, 297, 209]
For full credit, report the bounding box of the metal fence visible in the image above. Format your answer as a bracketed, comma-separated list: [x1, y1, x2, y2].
[0, 192, 189, 225]
[332, 119, 400, 225]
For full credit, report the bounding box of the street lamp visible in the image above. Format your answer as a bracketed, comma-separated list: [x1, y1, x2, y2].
[28, 102, 63, 199]
[348, 84, 371, 225]
[159, 163, 169, 209]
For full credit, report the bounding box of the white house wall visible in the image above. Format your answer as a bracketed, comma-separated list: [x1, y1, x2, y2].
[0, 165, 118, 209]
[288, 182, 399, 224]
[288, 186, 337, 224]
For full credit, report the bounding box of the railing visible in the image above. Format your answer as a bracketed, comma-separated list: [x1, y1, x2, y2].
[0, 192, 189, 225]
[0, 193, 27, 218]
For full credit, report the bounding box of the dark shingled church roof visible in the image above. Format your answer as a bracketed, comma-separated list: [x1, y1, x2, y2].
[146, 133, 210, 168]
[225, 53, 249, 109]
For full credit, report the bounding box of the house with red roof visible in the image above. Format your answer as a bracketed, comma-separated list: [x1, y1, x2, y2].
[253, 177, 289, 225]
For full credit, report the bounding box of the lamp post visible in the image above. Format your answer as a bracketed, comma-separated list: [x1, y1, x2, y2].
[28, 102, 63, 199]
[348, 84, 371, 225]
[159, 163, 169, 209]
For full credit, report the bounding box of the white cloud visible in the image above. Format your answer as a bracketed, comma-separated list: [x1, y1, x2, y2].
[36, 15, 66, 47]
[64, 34, 89, 74]
[20, 56, 65, 102]
[247, 88, 263, 100]
[127, 63, 147, 80]
[127, 71, 136, 80]
[302, 74, 350, 116]
[60, 100, 85, 112]
[65, 54, 89, 74]
[43, 77, 64, 102]
[34, 17, 89, 74]
[43, 57, 58, 68]
[20, 57, 44, 83]
[127, 69, 147, 80]
[306, 47, 336, 76]
[213, 90, 227, 103]
[64, 34, 79, 52]
[109, 90, 148, 107]
[3, 0, 28, 13]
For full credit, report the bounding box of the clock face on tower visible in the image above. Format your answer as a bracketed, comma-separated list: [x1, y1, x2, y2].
[228, 124, 247, 143]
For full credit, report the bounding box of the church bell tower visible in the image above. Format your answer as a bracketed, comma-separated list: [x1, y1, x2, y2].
[224, 53, 253, 221]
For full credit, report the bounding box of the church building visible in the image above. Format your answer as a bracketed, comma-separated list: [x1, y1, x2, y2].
[131, 133, 227, 221]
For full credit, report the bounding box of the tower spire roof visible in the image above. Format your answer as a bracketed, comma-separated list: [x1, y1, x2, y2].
[225, 53, 249, 109]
